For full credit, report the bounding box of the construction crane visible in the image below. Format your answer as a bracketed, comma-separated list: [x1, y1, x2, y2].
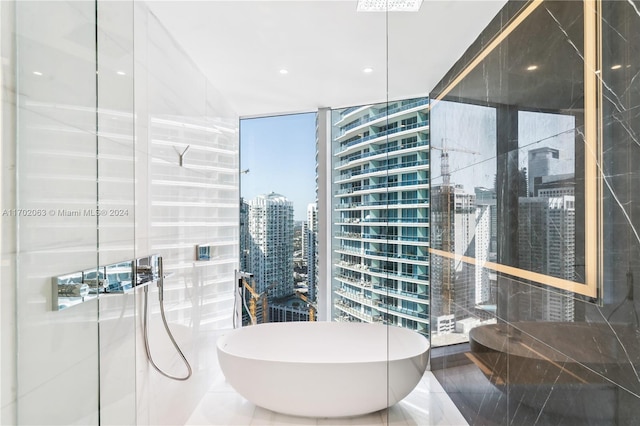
[431, 138, 480, 187]
[242, 277, 268, 325]
[295, 292, 316, 322]
[430, 139, 479, 316]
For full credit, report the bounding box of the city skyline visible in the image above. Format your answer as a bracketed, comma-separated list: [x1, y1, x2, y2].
[240, 112, 316, 221]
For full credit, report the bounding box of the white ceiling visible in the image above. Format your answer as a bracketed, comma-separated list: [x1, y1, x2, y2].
[147, 1, 507, 118]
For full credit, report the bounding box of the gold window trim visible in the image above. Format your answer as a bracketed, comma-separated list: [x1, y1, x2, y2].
[429, 0, 602, 299]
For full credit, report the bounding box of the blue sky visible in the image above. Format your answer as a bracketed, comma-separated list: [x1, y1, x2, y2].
[240, 112, 317, 221]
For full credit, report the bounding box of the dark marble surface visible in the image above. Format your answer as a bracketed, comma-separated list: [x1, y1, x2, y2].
[429, 0, 640, 424]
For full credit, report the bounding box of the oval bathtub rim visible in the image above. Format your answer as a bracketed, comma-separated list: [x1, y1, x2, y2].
[216, 323, 430, 365]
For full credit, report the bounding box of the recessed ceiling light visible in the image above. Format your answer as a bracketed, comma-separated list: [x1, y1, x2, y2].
[611, 64, 622, 70]
[526, 65, 538, 71]
[357, 0, 423, 12]
[279, 69, 289, 75]
[116, 71, 126, 76]
[363, 67, 373, 74]
[33, 71, 43, 76]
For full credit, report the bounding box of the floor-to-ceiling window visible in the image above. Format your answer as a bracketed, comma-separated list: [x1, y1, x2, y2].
[239, 113, 317, 324]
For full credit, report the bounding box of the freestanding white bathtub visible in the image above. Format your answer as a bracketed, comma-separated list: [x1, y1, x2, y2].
[216, 321, 429, 418]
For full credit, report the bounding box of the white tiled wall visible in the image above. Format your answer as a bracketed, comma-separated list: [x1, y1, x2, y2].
[134, 6, 238, 424]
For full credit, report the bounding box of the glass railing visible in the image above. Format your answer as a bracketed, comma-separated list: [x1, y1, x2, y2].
[368, 267, 428, 281]
[335, 274, 372, 288]
[337, 98, 429, 136]
[336, 217, 364, 224]
[377, 303, 429, 319]
[361, 234, 429, 242]
[335, 179, 429, 195]
[334, 198, 429, 210]
[336, 260, 369, 271]
[361, 217, 429, 223]
[340, 118, 364, 133]
[334, 303, 384, 323]
[334, 139, 428, 168]
[368, 99, 428, 122]
[335, 203, 362, 210]
[334, 120, 429, 154]
[359, 159, 429, 175]
[335, 159, 429, 178]
[336, 247, 364, 256]
[339, 105, 363, 118]
[361, 198, 429, 206]
[372, 285, 429, 300]
[335, 232, 363, 239]
[363, 250, 429, 262]
[335, 289, 379, 308]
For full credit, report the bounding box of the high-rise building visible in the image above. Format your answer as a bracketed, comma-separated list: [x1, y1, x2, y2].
[431, 184, 476, 329]
[305, 203, 318, 301]
[248, 192, 295, 299]
[474, 187, 495, 305]
[518, 195, 576, 321]
[331, 98, 430, 336]
[239, 198, 250, 273]
[528, 147, 562, 197]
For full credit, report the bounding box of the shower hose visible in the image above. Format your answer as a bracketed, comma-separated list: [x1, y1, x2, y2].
[142, 258, 192, 381]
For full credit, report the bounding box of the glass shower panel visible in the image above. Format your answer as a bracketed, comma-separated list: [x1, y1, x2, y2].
[15, 1, 100, 424]
[385, 6, 432, 421]
[96, 1, 136, 424]
[428, 0, 589, 348]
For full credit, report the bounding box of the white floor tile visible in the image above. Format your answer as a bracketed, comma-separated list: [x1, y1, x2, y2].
[251, 407, 319, 426]
[316, 411, 385, 425]
[185, 391, 256, 425]
[185, 370, 468, 426]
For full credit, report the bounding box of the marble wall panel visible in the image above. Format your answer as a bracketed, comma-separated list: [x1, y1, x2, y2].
[430, 1, 640, 424]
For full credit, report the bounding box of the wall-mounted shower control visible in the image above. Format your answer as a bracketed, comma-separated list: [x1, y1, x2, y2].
[53, 255, 161, 311]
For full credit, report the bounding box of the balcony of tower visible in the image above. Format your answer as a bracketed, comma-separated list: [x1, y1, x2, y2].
[369, 283, 429, 302]
[334, 105, 373, 126]
[335, 259, 370, 273]
[334, 273, 372, 289]
[334, 163, 429, 186]
[335, 99, 429, 135]
[360, 216, 429, 225]
[335, 245, 364, 257]
[335, 288, 381, 310]
[359, 233, 429, 245]
[333, 302, 383, 323]
[358, 198, 430, 209]
[334, 202, 361, 211]
[335, 179, 430, 197]
[377, 302, 429, 321]
[334, 121, 430, 156]
[333, 137, 429, 170]
[360, 250, 429, 265]
[366, 267, 428, 284]
[334, 292, 429, 325]
[335, 314, 359, 323]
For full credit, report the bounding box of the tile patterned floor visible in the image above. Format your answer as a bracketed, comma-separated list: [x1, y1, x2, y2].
[185, 368, 469, 426]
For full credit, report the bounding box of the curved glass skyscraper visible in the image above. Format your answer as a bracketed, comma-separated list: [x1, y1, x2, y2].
[331, 98, 430, 336]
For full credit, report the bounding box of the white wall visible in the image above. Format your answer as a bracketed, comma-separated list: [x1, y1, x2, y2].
[0, 2, 239, 425]
[133, 4, 239, 424]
